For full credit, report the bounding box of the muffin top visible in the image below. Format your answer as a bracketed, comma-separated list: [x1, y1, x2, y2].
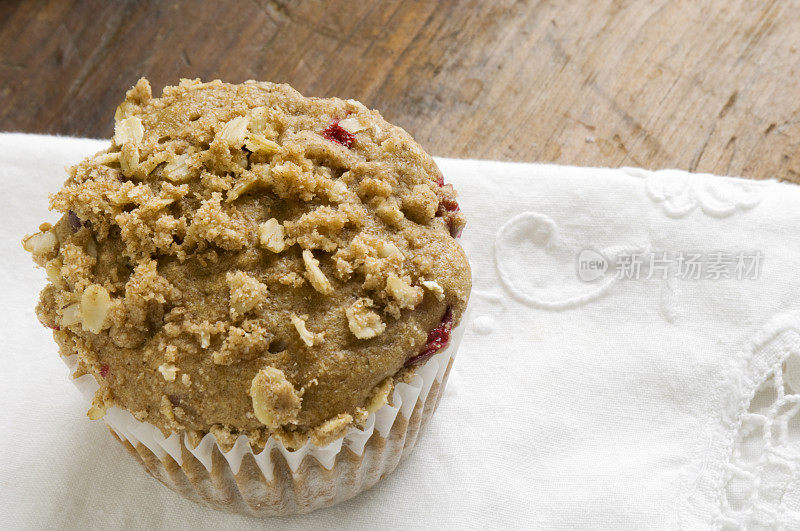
[25, 78, 470, 449]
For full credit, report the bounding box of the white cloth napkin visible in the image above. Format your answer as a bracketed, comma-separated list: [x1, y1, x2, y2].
[4, 133, 800, 530]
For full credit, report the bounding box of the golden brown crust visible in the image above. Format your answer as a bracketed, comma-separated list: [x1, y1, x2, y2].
[26, 78, 470, 448]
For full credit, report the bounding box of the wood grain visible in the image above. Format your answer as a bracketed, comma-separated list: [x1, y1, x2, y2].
[2, 0, 800, 181]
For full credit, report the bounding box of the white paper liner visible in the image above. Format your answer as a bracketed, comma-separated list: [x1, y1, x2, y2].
[61, 305, 469, 483]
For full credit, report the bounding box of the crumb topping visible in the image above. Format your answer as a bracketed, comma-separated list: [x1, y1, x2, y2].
[250, 366, 302, 429]
[346, 298, 386, 339]
[26, 78, 470, 449]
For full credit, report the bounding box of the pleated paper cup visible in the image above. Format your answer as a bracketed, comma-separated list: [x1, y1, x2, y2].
[60, 308, 468, 516]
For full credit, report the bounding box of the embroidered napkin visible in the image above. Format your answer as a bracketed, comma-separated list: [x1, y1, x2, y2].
[3, 132, 800, 529]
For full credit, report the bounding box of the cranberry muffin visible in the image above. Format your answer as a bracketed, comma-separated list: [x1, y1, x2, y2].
[24, 78, 470, 514]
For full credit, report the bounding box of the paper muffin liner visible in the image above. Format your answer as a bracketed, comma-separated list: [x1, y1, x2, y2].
[60, 307, 468, 516]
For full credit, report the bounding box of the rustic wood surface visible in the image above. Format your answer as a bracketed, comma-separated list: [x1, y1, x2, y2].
[2, 0, 800, 182]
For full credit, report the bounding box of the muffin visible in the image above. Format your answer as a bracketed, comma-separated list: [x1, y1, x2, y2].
[23, 78, 471, 515]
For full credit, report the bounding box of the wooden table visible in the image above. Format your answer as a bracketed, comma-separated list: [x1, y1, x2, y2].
[3, 0, 799, 182]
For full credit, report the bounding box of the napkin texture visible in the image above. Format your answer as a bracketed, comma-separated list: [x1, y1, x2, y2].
[3, 133, 800, 529]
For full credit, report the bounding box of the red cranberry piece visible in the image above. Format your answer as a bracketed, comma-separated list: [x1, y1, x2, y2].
[436, 174, 445, 187]
[100, 364, 110, 378]
[441, 197, 460, 213]
[405, 307, 454, 366]
[434, 194, 462, 237]
[68, 210, 83, 231]
[322, 120, 356, 149]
